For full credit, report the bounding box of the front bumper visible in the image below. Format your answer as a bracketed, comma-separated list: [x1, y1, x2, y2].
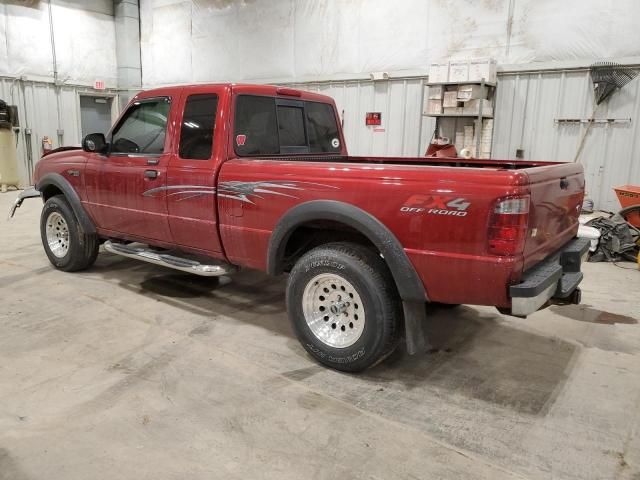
[509, 237, 590, 316]
[7, 187, 41, 219]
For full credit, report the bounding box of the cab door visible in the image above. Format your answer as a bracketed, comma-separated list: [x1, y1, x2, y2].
[166, 86, 226, 254]
[84, 95, 174, 242]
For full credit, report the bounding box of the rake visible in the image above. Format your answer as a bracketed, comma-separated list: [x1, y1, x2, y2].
[573, 61, 639, 162]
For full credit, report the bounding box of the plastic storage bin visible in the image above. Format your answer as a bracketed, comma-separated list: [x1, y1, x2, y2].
[0, 129, 19, 192]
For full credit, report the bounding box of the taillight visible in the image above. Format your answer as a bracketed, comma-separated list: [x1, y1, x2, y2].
[488, 196, 530, 256]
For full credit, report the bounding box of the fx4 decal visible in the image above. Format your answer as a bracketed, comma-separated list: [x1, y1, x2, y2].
[400, 194, 471, 217]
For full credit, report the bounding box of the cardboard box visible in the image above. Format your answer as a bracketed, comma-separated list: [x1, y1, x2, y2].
[463, 125, 474, 135]
[481, 120, 493, 140]
[463, 126, 474, 151]
[454, 131, 465, 153]
[468, 58, 497, 84]
[481, 125, 493, 133]
[425, 99, 443, 115]
[462, 99, 493, 116]
[480, 133, 493, 143]
[429, 62, 449, 83]
[457, 84, 487, 101]
[443, 91, 460, 107]
[449, 60, 469, 82]
[428, 85, 443, 100]
[444, 107, 463, 115]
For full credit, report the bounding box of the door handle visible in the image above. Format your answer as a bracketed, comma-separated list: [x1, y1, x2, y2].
[560, 177, 569, 189]
[144, 169, 159, 179]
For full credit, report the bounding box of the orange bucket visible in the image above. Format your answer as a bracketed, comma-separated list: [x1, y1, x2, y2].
[614, 185, 640, 227]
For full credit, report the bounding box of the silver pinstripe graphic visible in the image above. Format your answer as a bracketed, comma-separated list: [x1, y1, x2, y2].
[217, 181, 338, 205]
[143, 181, 337, 204]
[142, 185, 216, 201]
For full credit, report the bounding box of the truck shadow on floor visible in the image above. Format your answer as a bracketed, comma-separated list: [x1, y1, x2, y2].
[89, 254, 578, 414]
[0, 448, 29, 480]
[88, 253, 291, 337]
[363, 304, 579, 415]
[550, 304, 637, 324]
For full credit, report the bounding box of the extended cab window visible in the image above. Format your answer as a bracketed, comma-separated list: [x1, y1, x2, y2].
[306, 102, 340, 153]
[277, 105, 306, 147]
[234, 95, 279, 156]
[111, 97, 170, 154]
[234, 95, 341, 156]
[179, 94, 219, 160]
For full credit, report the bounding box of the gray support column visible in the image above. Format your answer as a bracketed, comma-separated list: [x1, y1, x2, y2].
[115, 0, 142, 110]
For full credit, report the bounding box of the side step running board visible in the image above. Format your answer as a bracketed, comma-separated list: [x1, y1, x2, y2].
[104, 241, 237, 277]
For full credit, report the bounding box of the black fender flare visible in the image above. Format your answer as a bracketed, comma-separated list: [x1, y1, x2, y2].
[267, 200, 428, 354]
[37, 173, 97, 235]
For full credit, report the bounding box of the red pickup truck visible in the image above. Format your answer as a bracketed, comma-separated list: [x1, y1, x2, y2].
[10, 83, 588, 371]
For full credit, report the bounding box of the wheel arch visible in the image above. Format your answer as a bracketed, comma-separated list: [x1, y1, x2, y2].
[267, 200, 428, 303]
[267, 200, 428, 355]
[37, 173, 96, 235]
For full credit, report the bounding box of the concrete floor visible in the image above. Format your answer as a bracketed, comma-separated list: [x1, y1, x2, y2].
[1, 192, 639, 480]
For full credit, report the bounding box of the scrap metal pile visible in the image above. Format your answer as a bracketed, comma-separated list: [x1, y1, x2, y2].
[587, 213, 640, 262]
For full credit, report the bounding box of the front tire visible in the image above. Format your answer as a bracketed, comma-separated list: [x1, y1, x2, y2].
[40, 195, 99, 272]
[286, 242, 401, 372]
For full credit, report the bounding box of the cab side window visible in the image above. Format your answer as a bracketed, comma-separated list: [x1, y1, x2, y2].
[234, 95, 279, 156]
[111, 97, 170, 154]
[306, 102, 340, 153]
[179, 94, 219, 160]
[233, 95, 341, 156]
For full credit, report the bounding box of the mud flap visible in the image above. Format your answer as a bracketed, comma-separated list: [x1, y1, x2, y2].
[403, 301, 427, 355]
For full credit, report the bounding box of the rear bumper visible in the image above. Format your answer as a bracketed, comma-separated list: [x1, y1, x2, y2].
[509, 237, 590, 316]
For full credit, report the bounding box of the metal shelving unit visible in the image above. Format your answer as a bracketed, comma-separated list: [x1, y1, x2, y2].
[423, 78, 496, 157]
[427, 113, 493, 118]
[425, 80, 496, 87]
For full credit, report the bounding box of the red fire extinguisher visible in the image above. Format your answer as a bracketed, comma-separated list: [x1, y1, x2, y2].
[42, 136, 53, 156]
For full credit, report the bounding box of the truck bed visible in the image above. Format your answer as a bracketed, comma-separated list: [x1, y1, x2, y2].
[267, 154, 561, 170]
[349, 155, 559, 170]
[219, 155, 583, 307]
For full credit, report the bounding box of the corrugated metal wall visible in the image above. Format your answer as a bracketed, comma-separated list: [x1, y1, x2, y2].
[492, 70, 640, 211]
[288, 78, 436, 158]
[0, 78, 118, 187]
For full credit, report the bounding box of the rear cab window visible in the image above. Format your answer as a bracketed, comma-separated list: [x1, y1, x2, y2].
[234, 94, 341, 157]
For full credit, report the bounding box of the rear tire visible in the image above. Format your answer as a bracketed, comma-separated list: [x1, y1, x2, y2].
[286, 242, 401, 372]
[40, 195, 99, 272]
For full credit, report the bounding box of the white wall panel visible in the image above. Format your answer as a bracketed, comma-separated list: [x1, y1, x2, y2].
[140, 0, 640, 86]
[0, 1, 117, 86]
[53, 3, 118, 85]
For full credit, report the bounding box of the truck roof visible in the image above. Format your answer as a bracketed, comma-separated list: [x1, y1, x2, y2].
[135, 83, 334, 104]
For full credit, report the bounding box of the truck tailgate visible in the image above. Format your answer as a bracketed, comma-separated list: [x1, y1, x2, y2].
[522, 163, 584, 271]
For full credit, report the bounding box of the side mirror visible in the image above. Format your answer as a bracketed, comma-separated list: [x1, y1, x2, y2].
[82, 133, 108, 153]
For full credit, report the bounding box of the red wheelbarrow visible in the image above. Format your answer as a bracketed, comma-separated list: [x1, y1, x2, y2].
[614, 185, 640, 228]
